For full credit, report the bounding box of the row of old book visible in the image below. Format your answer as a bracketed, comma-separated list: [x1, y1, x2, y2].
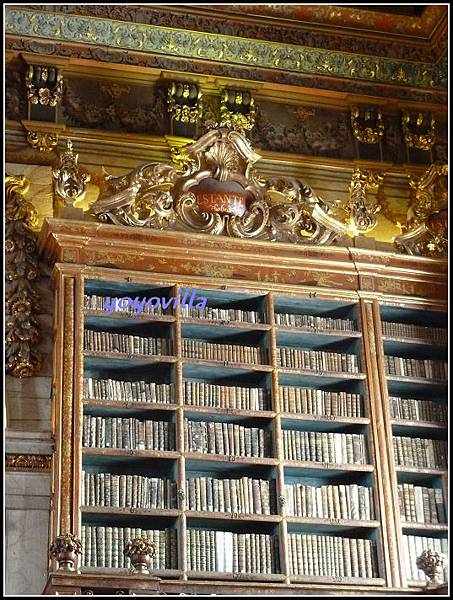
[282, 431, 368, 465]
[279, 387, 363, 417]
[389, 396, 447, 423]
[183, 381, 270, 410]
[181, 305, 262, 323]
[82, 416, 175, 451]
[397, 484, 446, 524]
[186, 529, 278, 574]
[275, 313, 357, 332]
[83, 378, 175, 404]
[184, 419, 272, 458]
[284, 483, 374, 520]
[381, 321, 447, 343]
[182, 339, 266, 364]
[402, 535, 448, 582]
[80, 526, 177, 569]
[84, 294, 167, 315]
[277, 348, 360, 373]
[84, 331, 173, 355]
[384, 356, 447, 380]
[81, 471, 177, 509]
[393, 436, 447, 469]
[287, 534, 378, 578]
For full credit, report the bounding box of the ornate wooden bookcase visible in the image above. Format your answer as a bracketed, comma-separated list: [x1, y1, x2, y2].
[39, 219, 447, 595]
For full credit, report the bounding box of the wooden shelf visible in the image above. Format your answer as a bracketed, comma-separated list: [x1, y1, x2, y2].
[279, 367, 366, 379]
[283, 460, 374, 473]
[83, 399, 178, 411]
[185, 452, 278, 467]
[400, 522, 448, 532]
[281, 413, 369, 426]
[81, 567, 181, 578]
[185, 510, 280, 523]
[82, 448, 179, 460]
[183, 405, 275, 419]
[276, 324, 361, 338]
[386, 375, 447, 386]
[382, 335, 446, 348]
[286, 516, 380, 528]
[396, 466, 446, 476]
[181, 317, 270, 331]
[84, 351, 177, 363]
[84, 309, 175, 323]
[182, 357, 272, 371]
[391, 419, 447, 431]
[81, 506, 179, 518]
[186, 571, 285, 582]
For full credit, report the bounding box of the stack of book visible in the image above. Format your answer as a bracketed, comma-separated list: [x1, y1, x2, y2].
[84, 294, 168, 316]
[282, 431, 368, 464]
[279, 387, 363, 417]
[84, 330, 172, 355]
[182, 339, 267, 364]
[81, 471, 177, 509]
[393, 436, 447, 469]
[185, 476, 273, 514]
[382, 321, 447, 343]
[82, 416, 175, 451]
[402, 535, 448, 582]
[184, 381, 270, 411]
[186, 529, 278, 574]
[80, 525, 177, 569]
[277, 349, 359, 372]
[184, 419, 272, 458]
[181, 305, 263, 323]
[384, 356, 447, 380]
[389, 397, 447, 422]
[284, 483, 374, 519]
[397, 484, 446, 523]
[275, 313, 357, 332]
[287, 533, 377, 578]
[83, 378, 175, 403]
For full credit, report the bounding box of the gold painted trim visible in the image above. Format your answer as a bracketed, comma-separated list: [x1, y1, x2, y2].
[5, 453, 52, 472]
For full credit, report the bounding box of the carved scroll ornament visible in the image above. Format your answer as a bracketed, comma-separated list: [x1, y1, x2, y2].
[394, 163, 448, 257]
[53, 139, 90, 206]
[91, 127, 344, 245]
[5, 175, 42, 378]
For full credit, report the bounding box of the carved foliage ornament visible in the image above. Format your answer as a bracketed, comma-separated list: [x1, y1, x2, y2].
[5, 175, 42, 378]
[350, 105, 384, 144]
[345, 168, 383, 236]
[26, 64, 64, 107]
[90, 127, 344, 245]
[395, 163, 448, 257]
[167, 81, 203, 124]
[124, 537, 157, 574]
[220, 89, 256, 132]
[49, 533, 82, 572]
[402, 111, 436, 150]
[27, 130, 59, 153]
[416, 549, 448, 587]
[53, 138, 91, 206]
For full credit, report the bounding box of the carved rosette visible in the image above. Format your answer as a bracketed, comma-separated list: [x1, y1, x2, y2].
[351, 105, 384, 144]
[402, 111, 436, 151]
[167, 82, 203, 124]
[416, 549, 448, 586]
[91, 126, 342, 245]
[49, 533, 82, 572]
[26, 64, 64, 107]
[5, 175, 42, 378]
[124, 537, 157, 574]
[220, 89, 256, 132]
[395, 163, 447, 257]
[53, 139, 91, 206]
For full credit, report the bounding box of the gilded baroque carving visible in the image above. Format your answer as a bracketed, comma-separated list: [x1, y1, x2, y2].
[402, 111, 436, 150]
[219, 89, 256, 132]
[27, 130, 59, 152]
[395, 163, 447, 257]
[167, 82, 203, 124]
[26, 64, 64, 107]
[5, 175, 42, 378]
[5, 453, 51, 471]
[53, 139, 90, 206]
[91, 126, 344, 245]
[350, 105, 384, 144]
[345, 168, 384, 235]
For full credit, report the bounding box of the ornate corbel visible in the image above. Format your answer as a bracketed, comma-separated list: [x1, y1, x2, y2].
[167, 82, 203, 124]
[53, 139, 90, 207]
[5, 174, 42, 378]
[344, 168, 384, 236]
[220, 89, 256, 132]
[402, 111, 436, 150]
[22, 120, 65, 153]
[350, 105, 384, 144]
[395, 163, 447, 257]
[25, 64, 63, 107]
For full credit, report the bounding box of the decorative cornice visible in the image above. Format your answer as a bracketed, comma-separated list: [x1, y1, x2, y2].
[5, 453, 52, 472]
[4, 8, 446, 91]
